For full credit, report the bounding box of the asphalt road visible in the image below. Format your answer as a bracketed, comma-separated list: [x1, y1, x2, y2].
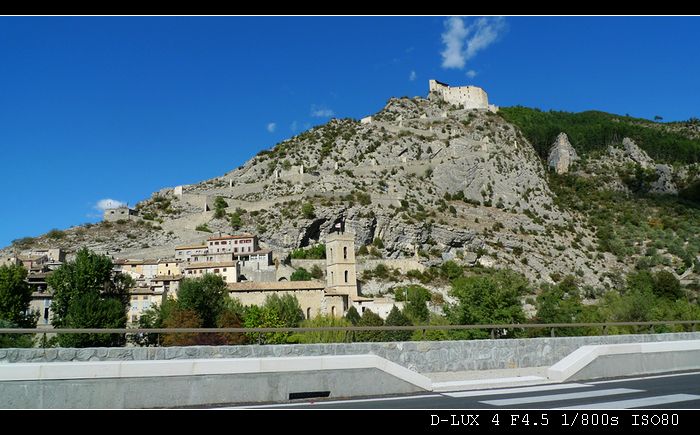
[231, 371, 700, 410]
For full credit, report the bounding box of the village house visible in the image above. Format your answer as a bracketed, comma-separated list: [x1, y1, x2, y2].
[183, 260, 240, 283]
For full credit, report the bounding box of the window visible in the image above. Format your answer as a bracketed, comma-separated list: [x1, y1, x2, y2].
[344, 270, 348, 283]
[223, 268, 227, 272]
[343, 247, 347, 259]
[214, 269, 220, 273]
[331, 306, 336, 317]
[306, 308, 311, 319]
[43, 308, 50, 321]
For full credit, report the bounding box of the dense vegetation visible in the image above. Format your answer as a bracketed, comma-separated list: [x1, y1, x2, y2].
[500, 107, 700, 163]
[550, 172, 700, 275]
[47, 248, 133, 347]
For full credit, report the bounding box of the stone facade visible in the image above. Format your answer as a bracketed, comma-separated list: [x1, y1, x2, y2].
[325, 231, 358, 299]
[227, 281, 339, 319]
[174, 244, 208, 262]
[429, 79, 497, 112]
[183, 261, 240, 283]
[103, 207, 138, 222]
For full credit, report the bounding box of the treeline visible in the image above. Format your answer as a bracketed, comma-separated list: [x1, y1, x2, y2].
[499, 107, 700, 164]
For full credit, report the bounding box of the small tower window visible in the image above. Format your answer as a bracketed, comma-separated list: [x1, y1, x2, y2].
[344, 270, 348, 283]
[343, 247, 347, 259]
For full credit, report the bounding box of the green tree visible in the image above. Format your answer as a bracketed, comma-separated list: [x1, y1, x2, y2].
[243, 304, 288, 344]
[60, 292, 127, 347]
[0, 319, 34, 348]
[290, 267, 313, 281]
[440, 260, 463, 281]
[310, 265, 324, 279]
[535, 276, 585, 336]
[47, 248, 131, 347]
[213, 196, 228, 219]
[263, 293, 304, 327]
[345, 306, 361, 325]
[355, 309, 384, 342]
[401, 285, 430, 323]
[0, 264, 37, 328]
[445, 269, 527, 339]
[652, 270, 683, 300]
[301, 202, 315, 219]
[230, 212, 243, 230]
[177, 274, 228, 328]
[384, 306, 412, 341]
[625, 270, 654, 294]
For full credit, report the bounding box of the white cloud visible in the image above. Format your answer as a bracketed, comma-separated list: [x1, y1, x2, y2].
[409, 70, 417, 81]
[441, 16, 469, 69]
[266, 122, 277, 133]
[95, 199, 126, 211]
[311, 105, 335, 118]
[290, 121, 298, 132]
[441, 16, 506, 70]
[466, 70, 477, 78]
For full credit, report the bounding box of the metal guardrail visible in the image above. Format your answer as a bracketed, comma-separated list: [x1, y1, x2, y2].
[0, 320, 697, 335]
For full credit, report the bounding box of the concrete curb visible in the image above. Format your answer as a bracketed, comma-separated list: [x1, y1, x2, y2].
[547, 340, 700, 381]
[0, 354, 433, 391]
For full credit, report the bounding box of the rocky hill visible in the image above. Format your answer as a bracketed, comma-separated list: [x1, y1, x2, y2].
[4, 95, 700, 291]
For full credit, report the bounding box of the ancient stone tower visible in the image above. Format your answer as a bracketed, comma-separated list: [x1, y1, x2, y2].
[325, 230, 358, 299]
[428, 79, 498, 112]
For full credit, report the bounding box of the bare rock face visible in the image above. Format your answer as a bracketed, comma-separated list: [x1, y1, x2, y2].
[547, 133, 579, 174]
[650, 164, 678, 194]
[622, 137, 654, 168]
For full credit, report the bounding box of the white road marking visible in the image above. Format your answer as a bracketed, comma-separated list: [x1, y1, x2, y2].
[557, 394, 700, 410]
[480, 388, 641, 406]
[433, 375, 545, 389]
[217, 394, 443, 409]
[445, 383, 591, 398]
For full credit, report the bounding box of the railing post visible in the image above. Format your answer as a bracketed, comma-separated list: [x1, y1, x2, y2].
[603, 325, 608, 336]
[490, 329, 495, 339]
[693, 323, 697, 332]
[550, 328, 555, 338]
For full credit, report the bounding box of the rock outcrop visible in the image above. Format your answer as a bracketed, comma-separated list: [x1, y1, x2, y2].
[650, 164, 678, 194]
[547, 132, 579, 174]
[622, 137, 654, 168]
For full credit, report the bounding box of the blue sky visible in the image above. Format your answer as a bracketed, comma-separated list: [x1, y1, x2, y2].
[1, 16, 699, 248]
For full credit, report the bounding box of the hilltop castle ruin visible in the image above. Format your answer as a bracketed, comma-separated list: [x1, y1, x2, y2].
[429, 79, 498, 113]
